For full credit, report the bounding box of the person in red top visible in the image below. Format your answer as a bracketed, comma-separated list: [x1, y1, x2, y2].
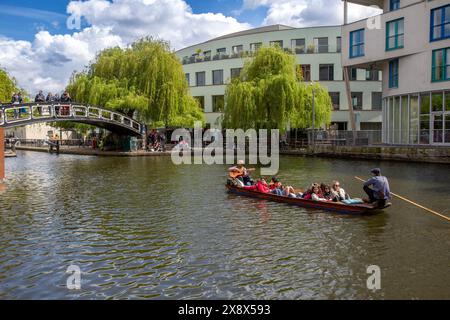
[269, 177, 296, 197]
[243, 178, 270, 193]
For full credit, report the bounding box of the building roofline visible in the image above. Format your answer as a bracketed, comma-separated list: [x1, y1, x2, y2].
[176, 24, 342, 53]
[342, 0, 383, 8]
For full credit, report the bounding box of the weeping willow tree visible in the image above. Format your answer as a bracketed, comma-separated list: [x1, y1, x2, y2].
[0, 68, 19, 103]
[66, 38, 204, 128]
[223, 46, 331, 131]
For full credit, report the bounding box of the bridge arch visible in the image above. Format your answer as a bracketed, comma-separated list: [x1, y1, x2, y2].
[0, 103, 145, 137]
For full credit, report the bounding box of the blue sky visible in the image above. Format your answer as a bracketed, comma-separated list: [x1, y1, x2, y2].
[0, 0, 268, 41]
[0, 0, 380, 94]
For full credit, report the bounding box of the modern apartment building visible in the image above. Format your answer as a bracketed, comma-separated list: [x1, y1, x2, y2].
[342, 0, 450, 145]
[176, 24, 382, 130]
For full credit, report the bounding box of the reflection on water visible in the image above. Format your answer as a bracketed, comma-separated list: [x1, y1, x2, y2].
[0, 151, 449, 299]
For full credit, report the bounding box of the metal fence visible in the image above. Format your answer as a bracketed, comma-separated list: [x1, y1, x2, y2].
[307, 130, 383, 147]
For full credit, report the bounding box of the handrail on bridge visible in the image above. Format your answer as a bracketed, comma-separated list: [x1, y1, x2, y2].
[0, 102, 144, 136]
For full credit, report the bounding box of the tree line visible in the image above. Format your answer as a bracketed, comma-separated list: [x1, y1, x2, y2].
[1, 38, 332, 132]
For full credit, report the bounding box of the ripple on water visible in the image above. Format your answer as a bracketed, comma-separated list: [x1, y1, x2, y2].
[0, 152, 449, 299]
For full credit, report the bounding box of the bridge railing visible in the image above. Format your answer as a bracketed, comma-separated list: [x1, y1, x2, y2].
[0, 102, 143, 135]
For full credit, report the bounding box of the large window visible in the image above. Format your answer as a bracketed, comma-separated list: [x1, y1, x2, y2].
[432, 47, 450, 82]
[212, 70, 223, 85]
[386, 18, 404, 51]
[366, 69, 379, 81]
[230, 68, 242, 79]
[349, 29, 364, 58]
[194, 96, 205, 110]
[390, 0, 400, 11]
[393, 97, 400, 143]
[196, 72, 205, 86]
[319, 64, 334, 81]
[212, 95, 225, 112]
[401, 96, 409, 144]
[270, 40, 283, 48]
[372, 92, 382, 110]
[291, 38, 305, 54]
[232, 45, 243, 55]
[432, 92, 443, 112]
[217, 48, 226, 54]
[410, 94, 419, 144]
[329, 92, 340, 110]
[431, 4, 450, 41]
[351, 92, 363, 110]
[314, 37, 328, 53]
[299, 64, 311, 81]
[382, 92, 450, 145]
[250, 42, 262, 52]
[446, 91, 450, 111]
[389, 59, 399, 88]
[420, 93, 430, 144]
[349, 67, 358, 81]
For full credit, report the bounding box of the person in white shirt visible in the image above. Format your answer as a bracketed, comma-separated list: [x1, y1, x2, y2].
[331, 180, 350, 202]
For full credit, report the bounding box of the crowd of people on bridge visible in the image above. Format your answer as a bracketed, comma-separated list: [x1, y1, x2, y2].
[7, 90, 73, 119]
[9, 90, 72, 105]
[32, 90, 72, 103]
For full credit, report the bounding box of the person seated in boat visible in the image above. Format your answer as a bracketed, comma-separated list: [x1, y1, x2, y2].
[228, 160, 255, 186]
[302, 183, 326, 201]
[321, 183, 335, 201]
[301, 184, 314, 200]
[363, 168, 391, 207]
[331, 181, 350, 202]
[310, 184, 327, 201]
[243, 178, 270, 193]
[269, 177, 297, 197]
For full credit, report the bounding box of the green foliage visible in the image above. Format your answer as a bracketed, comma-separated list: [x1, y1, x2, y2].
[0, 68, 19, 103]
[223, 46, 331, 131]
[66, 38, 204, 128]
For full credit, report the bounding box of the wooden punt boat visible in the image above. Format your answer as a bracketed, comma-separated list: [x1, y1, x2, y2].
[226, 184, 390, 215]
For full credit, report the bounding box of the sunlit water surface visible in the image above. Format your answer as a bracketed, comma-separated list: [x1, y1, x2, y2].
[0, 151, 449, 299]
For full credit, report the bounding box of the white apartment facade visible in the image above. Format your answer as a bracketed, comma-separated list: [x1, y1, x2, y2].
[342, 0, 450, 145]
[176, 24, 383, 130]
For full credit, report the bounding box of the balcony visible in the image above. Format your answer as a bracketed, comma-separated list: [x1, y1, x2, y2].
[181, 46, 340, 65]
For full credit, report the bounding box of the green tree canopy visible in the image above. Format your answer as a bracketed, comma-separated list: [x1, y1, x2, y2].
[223, 46, 331, 131]
[0, 68, 19, 103]
[66, 38, 204, 128]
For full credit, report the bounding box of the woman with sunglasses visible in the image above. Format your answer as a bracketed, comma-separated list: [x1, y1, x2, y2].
[331, 181, 350, 202]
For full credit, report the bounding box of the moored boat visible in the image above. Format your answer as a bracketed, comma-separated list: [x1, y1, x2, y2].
[226, 184, 390, 215]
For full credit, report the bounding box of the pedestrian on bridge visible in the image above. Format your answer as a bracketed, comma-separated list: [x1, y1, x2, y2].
[35, 90, 45, 115]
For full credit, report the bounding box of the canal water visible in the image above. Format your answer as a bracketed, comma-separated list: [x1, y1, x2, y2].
[0, 151, 449, 299]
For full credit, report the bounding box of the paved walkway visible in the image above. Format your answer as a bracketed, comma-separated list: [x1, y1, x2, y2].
[15, 146, 171, 157]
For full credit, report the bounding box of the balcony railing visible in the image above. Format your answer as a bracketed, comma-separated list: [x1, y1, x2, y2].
[181, 47, 339, 65]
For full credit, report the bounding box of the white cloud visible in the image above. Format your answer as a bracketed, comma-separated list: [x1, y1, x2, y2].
[66, 0, 250, 50]
[242, 0, 382, 27]
[0, 27, 122, 95]
[0, 0, 381, 96]
[0, 0, 250, 96]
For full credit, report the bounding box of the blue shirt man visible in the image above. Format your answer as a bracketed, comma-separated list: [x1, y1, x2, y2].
[363, 168, 391, 206]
